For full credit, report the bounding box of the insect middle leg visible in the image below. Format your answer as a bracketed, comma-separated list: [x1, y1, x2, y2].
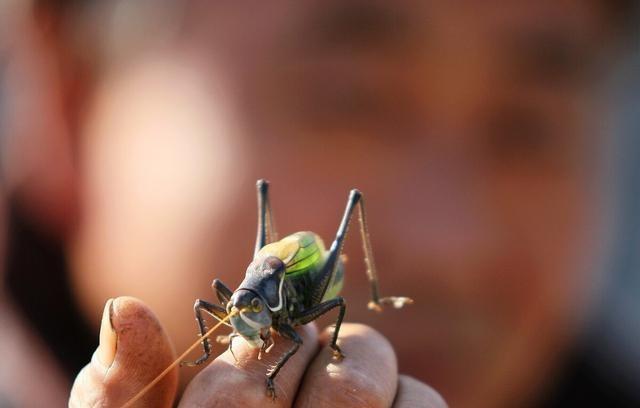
[254, 179, 278, 256]
[265, 325, 302, 400]
[293, 297, 346, 359]
[317, 189, 413, 310]
[181, 299, 228, 366]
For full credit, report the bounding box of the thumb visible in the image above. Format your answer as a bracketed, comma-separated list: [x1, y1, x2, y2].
[70, 297, 178, 407]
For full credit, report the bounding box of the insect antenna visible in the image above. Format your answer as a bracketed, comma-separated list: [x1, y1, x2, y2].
[121, 308, 242, 408]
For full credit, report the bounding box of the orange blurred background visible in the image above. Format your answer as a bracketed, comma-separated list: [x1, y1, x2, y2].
[0, 1, 639, 407]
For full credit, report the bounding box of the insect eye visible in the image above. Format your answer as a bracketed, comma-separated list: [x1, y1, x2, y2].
[251, 297, 262, 313]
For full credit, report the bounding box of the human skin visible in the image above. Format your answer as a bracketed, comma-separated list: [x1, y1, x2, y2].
[69, 297, 446, 407]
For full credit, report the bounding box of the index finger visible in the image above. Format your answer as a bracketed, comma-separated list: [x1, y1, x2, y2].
[179, 323, 319, 407]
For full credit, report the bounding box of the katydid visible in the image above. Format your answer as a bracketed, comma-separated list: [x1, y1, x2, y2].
[182, 179, 413, 399]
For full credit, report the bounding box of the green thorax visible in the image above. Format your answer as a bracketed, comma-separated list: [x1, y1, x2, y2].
[256, 231, 344, 304]
[256, 231, 327, 277]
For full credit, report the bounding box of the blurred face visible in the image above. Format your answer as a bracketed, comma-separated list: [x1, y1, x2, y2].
[70, 1, 616, 407]
[189, 1, 611, 406]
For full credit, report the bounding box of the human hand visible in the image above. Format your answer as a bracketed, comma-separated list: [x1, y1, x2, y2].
[70, 297, 446, 407]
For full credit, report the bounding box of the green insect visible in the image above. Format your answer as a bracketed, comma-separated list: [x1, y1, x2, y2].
[182, 179, 413, 399]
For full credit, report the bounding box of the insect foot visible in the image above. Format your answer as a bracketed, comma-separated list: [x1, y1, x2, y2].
[369, 296, 414, 312]
[266, 378, 277, 401]
[180, 353, 208, 367]
[331, 345, 345, 361]
[367, 301, 384, 312]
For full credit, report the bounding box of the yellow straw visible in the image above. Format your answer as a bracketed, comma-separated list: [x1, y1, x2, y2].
[121, 310, 237, 408]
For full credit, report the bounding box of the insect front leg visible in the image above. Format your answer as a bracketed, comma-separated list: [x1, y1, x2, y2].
[293, 297, 346, 359]
[181, 299, 228, 367]
[321, 189, 413, 311]
[265, 325, 302, 400]
[254, 179, 278, 256]
[215, 332, 241, 363]
[212, 278, 233, 305]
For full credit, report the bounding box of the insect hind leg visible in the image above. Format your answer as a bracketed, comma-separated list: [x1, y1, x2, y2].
[321, 189, 413, 311]
[254, 179, 278, 256]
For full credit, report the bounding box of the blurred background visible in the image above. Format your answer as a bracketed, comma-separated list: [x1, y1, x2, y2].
[0, 1, 638, 407]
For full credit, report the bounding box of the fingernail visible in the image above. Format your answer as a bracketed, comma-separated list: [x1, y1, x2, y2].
[97, 298, 117, 367]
